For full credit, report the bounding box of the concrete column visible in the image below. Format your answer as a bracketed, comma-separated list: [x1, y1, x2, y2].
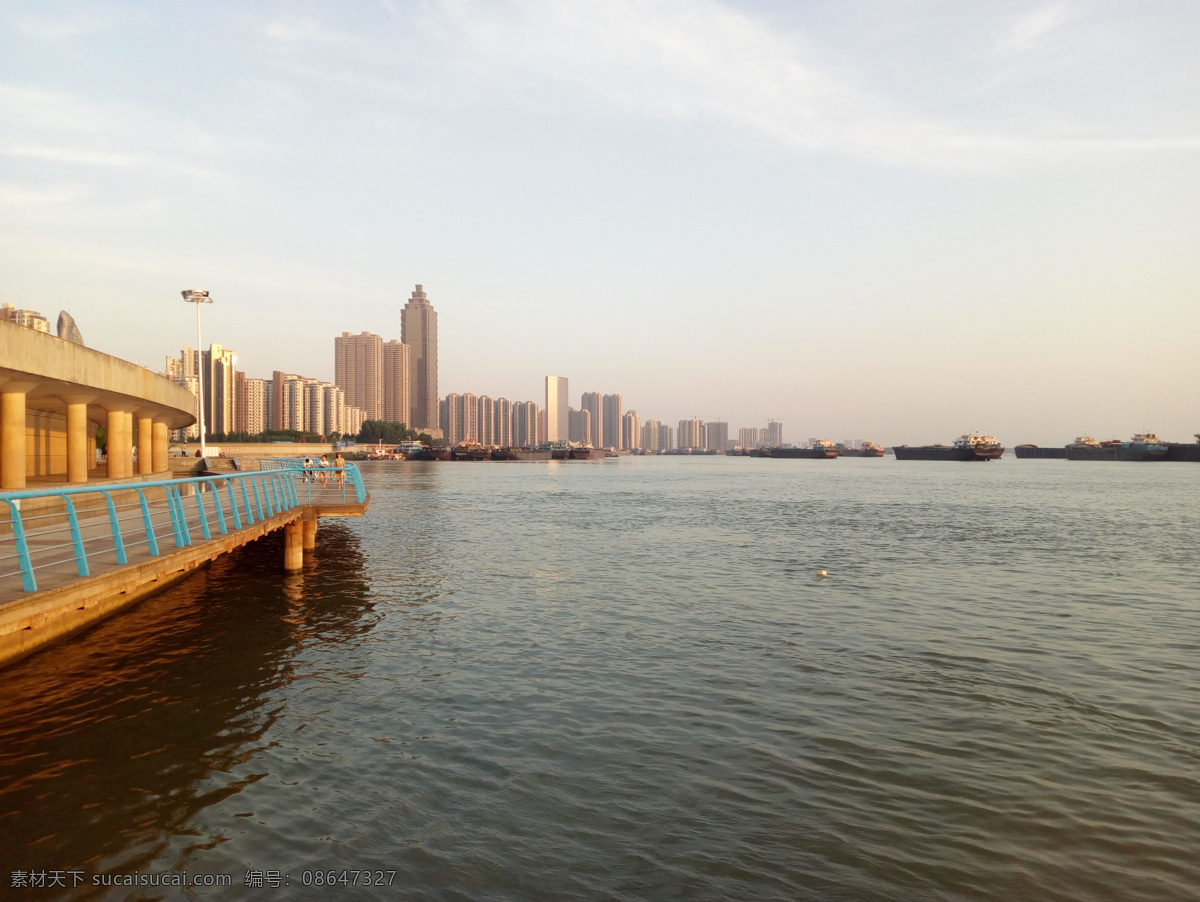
[302, 518, 318, 551]
[137, 414, 154, 475]
[152, 421, 169, 473]
[106, 408, 133, 479]
[1, 389, 27, 490]
[284, 520, 304, 572]
[66, 401, 90, 483]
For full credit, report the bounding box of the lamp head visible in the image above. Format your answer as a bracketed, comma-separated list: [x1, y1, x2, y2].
[181, 290, 212, 303]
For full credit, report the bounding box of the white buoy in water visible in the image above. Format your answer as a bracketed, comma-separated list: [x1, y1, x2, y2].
[816, 569, 828, 578]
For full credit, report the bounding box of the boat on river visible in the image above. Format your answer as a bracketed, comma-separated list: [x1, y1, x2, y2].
[894, 433, 1004, 461]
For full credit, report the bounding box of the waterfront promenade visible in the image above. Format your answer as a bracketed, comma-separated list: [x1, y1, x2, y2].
[0, 322, 369, 668]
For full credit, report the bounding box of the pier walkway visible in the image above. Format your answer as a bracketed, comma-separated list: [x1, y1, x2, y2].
[0, 460, 368, 666]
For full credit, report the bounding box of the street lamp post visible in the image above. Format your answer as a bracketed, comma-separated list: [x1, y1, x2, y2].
[181, 290, 212, 457]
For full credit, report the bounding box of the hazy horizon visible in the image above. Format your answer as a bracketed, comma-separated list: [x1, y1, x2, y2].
[2, 1, 1197, 447]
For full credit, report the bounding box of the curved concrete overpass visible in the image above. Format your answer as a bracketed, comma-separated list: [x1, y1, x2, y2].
[0, 320, 196, 488]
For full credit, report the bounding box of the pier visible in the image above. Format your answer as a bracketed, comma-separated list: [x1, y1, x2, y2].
[0, 322, 369, 667]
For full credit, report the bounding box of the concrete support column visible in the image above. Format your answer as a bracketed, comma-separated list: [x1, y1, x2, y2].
[106, 408, 133, 479]
[302, 518, 318, 551]
[137, 414, 154, 475]
[1, 389, 27, 490]
[66, 401, 90, 483]
[284, 520, 304, 572]
[152, 421, 169, 473]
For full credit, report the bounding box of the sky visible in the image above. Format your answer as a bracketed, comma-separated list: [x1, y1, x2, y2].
[2, 0, 1198, 446]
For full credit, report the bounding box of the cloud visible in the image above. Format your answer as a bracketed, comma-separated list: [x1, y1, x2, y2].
[260, 0, 1200, 168]
[1000, 4, 1076, 53]
[0, 84, 236, 185]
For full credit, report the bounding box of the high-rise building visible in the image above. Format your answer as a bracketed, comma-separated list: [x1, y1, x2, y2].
[705, 421, 730, 452]
[659, 423, 674, 451]
[678, 418, 703, 450]
[601, 394, 622, 449]
[442, 394, 463, 444]
[512, 401, 538, 447]
[401, 284, 438, 431]
[239, 377, 269, 435]
[569, 408, 592, 444]
[738, 427, 763, 449]
[478, 395, 494, 446]
[382, 340, 411, 426]
[202, 344, 237, 436]
[642, 419, 661, 452]
[494, 398, 512, 447]
[334, 331, 384, 421]
[622, 410, 641, 451]
[580, 392, 601, 448]
[461, 393, 478, 443]
[766, 420, 784, 447]
[545, 376, 568, 442]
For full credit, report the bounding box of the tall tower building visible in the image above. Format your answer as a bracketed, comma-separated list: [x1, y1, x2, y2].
[401, 284, 438, 431]
[382, 340, 411, 426]
[512, 401, 538, 447]
[478, 395, 494, 446]
[766, 420, 784, 447]
[601, 394, 622, 450]
[545, 376, 568, 442]
[334, 331, 384, 421]
[580, 392, 601, 448]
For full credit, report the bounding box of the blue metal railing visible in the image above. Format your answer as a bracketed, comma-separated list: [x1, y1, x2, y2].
[0, 461, 363, 595]
[256, 458, 366, 505]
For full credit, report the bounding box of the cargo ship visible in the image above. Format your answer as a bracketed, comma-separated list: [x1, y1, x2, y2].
[893, 433, 1004, 461]
[1067, 434, 1169, 461]
[1166, 435, 1200, 462]
[838, 441, 885, 458]
[1014, 443, 1068, 459]
[769, 440, 839, 459]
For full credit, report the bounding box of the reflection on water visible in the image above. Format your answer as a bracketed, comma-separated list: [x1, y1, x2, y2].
[0, 458, 1197, 900]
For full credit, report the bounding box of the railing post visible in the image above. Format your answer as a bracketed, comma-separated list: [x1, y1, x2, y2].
[3, 499, 36, 591]
[211, 481, 229, 534]
[239, 477, 255, 525]
[226, 480, 243, 529]
[101, 491, 128, 565]
[193, 480, 212, 540]
[63, 495, 90, 576]
[134, 489, 160, 556]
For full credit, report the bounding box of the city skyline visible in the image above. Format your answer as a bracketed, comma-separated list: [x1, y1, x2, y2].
[2, 3, 1197, 445]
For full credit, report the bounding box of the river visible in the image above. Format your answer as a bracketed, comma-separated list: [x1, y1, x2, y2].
[1, 456, 1197, 900]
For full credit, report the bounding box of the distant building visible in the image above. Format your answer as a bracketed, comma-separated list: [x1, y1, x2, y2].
[545, 376, 568, 442]
[602, 394, 622, 449]
[622, 410, 641, 451]
[642, 420, 662, 452]
[512, 401, 538, 447]
[382, 340, 411, 426]
[401, 284, 438, 431]
[202, 344, 238, 436]
[738, 427, 763, 449]
[0, 304, 50, 333]
[569, 407, 592, 444]
[677, 418, 703, 450]
[478, 395, 495, 446]
[705, 421, 730, 452]
[580, 391, 602, 448]
[239, 377, 269, 436]
[494, 398, 513, 447]
[766, 420, 784, 447]
[56, 311, 84, 345]
[334, 331, 384, 421]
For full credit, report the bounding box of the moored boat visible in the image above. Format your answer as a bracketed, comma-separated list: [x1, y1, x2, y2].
[1014, 443, 1068, 459]
[838, 441, 885, 458]
[769, 440, 839, 460]
[894, 433, 1004, 461]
